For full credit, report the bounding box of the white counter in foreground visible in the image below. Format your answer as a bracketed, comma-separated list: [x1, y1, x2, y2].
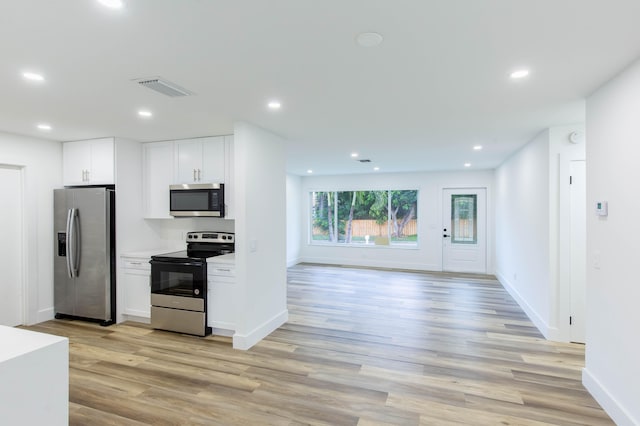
[0, 326, 68, 426]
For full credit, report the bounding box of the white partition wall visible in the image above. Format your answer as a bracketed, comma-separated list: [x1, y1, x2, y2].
[232, 122, 288, 349]
[584, 59, 640, 426]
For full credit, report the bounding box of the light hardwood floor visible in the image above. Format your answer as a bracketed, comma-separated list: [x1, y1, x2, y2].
[24, 264, 612, 425]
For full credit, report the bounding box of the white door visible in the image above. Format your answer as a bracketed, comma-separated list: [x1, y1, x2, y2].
[570, 160, 586, 343]
[0, 166, 24, 326]
[442, 188, 487, 274]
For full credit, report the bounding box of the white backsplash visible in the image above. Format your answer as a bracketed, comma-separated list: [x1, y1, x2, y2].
[145, 218, 235, 248]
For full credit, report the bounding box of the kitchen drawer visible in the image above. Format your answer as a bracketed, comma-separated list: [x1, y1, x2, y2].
[208, 265, 235, 277]
[122, 258, 150, 271]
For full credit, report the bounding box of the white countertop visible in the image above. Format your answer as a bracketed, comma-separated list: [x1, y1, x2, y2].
[0, 326, 68, 363]
[207, 253, 235, 264]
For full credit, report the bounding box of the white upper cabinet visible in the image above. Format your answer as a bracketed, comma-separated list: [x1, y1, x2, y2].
[142, 135, 233, 219]
[63, 138, 114, 186]
[142, 141, 174, 219]
[175, 136, 225, 184]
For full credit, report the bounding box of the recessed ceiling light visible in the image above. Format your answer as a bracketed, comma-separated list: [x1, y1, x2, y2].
[138, 110, 152, 118]
[23, 72, 44, 82]
[307, 169, 313, 174]
[510, 69, 530, 79]
[464, 163, 471, 168]
[351, 152, 359, 158]
[373, 167, 380, 171]
[268, 101, 281, 109]
[37, 123, 51, 131]
[97, 0, 124, 9]
[473, 145, 483, 151]
[356, 32, 384, 47]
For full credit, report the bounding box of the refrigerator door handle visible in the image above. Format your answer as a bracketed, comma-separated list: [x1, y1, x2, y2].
[67, 208, 80, 278]
[65, 209, 73, 278]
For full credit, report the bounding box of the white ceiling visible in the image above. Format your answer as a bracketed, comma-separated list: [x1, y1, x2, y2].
[1, 1, 639, 175]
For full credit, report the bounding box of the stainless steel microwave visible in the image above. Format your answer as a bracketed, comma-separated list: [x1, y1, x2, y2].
[169, 183, 225, 217]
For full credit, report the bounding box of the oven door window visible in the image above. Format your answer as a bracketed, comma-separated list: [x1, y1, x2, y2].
[151, 262, 205, 298]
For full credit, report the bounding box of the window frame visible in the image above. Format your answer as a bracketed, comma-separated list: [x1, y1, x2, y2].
[308, 189, 419, 248]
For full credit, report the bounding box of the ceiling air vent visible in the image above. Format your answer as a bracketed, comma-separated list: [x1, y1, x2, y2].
[358, 159, 372, 163]
[133, 77, 194, 97]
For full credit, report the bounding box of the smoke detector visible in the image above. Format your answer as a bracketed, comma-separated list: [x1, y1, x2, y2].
[132, 77, 194, 97]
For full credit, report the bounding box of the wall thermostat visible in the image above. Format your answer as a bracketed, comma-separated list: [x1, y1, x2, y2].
[595, 201, 608, 216]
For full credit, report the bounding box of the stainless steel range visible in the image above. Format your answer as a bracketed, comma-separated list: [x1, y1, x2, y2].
[149, 231, 235, 336]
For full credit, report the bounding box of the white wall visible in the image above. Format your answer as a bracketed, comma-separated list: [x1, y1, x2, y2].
[299, 170, 495, 273]
[583, 59, 640, 426]
[495, 124, 585, 341]
[286, 174, 302, 266]
[496, 130, 551, 333]
[0, 131, 62, 324]
[232, 122, 288, 349]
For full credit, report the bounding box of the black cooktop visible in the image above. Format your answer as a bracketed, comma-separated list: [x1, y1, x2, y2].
[152, 248, 233, 261]
[151, 231, 235, 262]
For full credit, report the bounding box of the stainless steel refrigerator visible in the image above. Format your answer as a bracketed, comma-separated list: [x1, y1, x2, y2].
[54, 187, 116, 325]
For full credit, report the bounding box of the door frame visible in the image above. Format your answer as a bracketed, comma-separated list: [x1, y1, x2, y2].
[0, 164, 27, 326]
[558, 156, 587, 343]
[441, 186, 489, 274]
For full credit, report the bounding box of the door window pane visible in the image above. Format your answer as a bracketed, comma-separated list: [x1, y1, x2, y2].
[451, 194, 477, 244]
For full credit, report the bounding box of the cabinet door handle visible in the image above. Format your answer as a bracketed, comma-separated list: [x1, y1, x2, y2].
[197, 169, 201, 181]
[85, 169, 90, 182]
[193, 169, 197, 181]
[82, 170, 86, 181]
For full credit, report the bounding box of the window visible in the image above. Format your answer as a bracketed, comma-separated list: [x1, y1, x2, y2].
[451, 194, 477, 244]
[310, 190, 418, 246]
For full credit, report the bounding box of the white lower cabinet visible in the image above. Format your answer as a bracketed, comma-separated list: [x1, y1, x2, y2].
[122, 257, 151, 320]
[207, 264, 235, 331]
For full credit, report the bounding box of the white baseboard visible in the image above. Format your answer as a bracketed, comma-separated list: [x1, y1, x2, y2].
[232, 309, 288, 350]
[211, 320, 235, 331]
[300, 256, 440, 272]
[583, 368, 638, 426]
[121, 314, 150, 325]
[34, 307, 54, 325]
[287, 257, 302, 267]
[211, 327, 234, 337]
[495, 271, 560, 341]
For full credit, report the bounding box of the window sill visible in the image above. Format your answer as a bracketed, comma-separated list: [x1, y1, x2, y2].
[308, 242, 419, 250]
